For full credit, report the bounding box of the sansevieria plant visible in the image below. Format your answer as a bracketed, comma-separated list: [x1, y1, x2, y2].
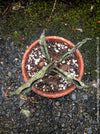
[5, 30, 91, 98]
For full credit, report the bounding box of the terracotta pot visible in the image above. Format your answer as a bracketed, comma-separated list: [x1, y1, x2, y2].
[22, 36, 84, 98]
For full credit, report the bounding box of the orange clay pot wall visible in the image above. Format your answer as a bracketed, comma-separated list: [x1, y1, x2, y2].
[22, 36, 84, 98]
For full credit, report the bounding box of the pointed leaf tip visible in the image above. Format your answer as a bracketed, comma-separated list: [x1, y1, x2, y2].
[39, 30, 51, 62]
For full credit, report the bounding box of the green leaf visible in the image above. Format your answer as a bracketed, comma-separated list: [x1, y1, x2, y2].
[39, 29, 51, 62]
[56, 38, 91, 64]
[53, 67, 88, 89]
[9, 63, 53, 96]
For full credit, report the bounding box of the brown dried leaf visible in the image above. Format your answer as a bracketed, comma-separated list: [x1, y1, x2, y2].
[73, 28, 83, 32]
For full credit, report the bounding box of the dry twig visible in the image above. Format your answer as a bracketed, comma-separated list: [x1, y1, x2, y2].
[47, 0, 57, 24]
[2, 4, 11, 15]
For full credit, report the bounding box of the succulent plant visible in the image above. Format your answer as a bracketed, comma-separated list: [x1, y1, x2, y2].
[6, 30, 91, 98]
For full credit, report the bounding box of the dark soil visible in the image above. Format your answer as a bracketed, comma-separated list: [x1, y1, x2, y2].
[25, 41, 79, 93]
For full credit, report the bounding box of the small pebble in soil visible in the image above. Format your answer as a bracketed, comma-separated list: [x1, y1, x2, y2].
[55, 101, 60, 106]
[71, 93, 77, 100]
[20, 109, 31, 117]
[0, 66, 3, 70]
[68, 113, 72, 118]
[8, 72, 12, 77]
[30, 97, 35, 103]
[39, 61, 45, 67]
[61, 123, 65, 127]
[35, 112, 40, 117]
[30, 109, 35, 114]
[1, 88, 5, 98]
[57, 111, 61, 117]
[72, 105, 77, 111]
[83, 94, 88, 100]
[55, 117, 59, 121]
[85, 127, 92, 134]
[19, 100, 25, 107]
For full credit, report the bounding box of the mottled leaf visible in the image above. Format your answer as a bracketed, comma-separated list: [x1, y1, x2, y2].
[39, 29, 51, 62]
[8, 63, 53, 96]
[57, 38, 91, 64]
[53, 67, 88, 89]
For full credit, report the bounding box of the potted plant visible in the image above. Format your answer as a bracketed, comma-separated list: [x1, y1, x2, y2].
[6, 30, 90, 98]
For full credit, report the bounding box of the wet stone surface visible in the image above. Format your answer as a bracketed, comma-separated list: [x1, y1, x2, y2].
[0, 0, 99, 134]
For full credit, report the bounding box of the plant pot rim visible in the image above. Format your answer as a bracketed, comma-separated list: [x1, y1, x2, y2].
[22, 36, 84, 98]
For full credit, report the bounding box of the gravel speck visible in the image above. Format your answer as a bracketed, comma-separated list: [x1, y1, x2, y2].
[68, 113, 72, 118]
[57, 111, 61, 117]
[35, 112, 40, 116]
[55, 117, 59, 121]
[86, 127, 92, 134]
[0, 66, 3, 70]
[55, 101, 60, 106]
[83, 94, 88, 100]
[19, 100, 25, 107]
[72, 105, 77, 111]
[61, 123, 65, 127]
[71, 93, 77, 100]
